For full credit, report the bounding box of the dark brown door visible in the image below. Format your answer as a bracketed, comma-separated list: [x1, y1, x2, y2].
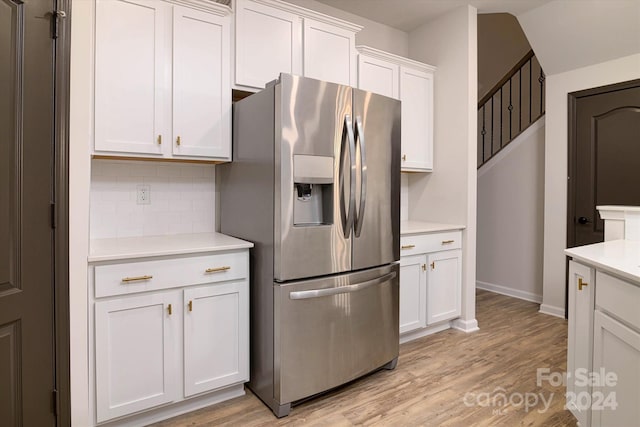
[1, 0, 57, 425]
[568, 80, 640, 247]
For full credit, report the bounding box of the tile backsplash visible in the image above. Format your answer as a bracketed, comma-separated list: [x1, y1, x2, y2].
[90, 159, 215, 239]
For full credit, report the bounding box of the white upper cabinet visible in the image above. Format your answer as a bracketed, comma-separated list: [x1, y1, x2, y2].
[94, 0, 232, 161]
[95, 0, 168, 155]
[173, 6, 230, 159]
[356, 46, 436, 172]
[400, 66, 434, 171]
[234, 0, 302, 88]
[358, 54, 399, 99]
[234, 0, 361, 90]
[303, 18, 356, 86]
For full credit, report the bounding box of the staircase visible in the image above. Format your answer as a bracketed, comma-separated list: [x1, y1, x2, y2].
[478, 50, 545, 168]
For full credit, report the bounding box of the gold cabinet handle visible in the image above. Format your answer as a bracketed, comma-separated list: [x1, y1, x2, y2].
[442, 240, 454, 244]
[157, 134, 162, 145]
[578, 278, 588, 291]
[422, 263, 426, 271]
[430, 262, 435, 270]
[205, 266, 231, 273]
[401, 244, 415, 250]
[402, 154, 407, 161]
[188, 300, 193, 312]
[176, 135, 181, 146]
[121, 275, 153, 283]
[167, 303, 172, 315]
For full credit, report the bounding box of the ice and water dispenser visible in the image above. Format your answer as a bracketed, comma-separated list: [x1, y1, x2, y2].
[293, 155, 334, 226]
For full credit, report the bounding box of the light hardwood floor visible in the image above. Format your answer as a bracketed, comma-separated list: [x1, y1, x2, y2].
[153, 290, 577, 426]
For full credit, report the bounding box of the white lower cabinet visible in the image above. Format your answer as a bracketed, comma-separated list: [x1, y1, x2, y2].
[565, 259, 640, 427]
[399, 229, 462, 339]
[426, 249, 462, 324]
[95, 291, 180, 422]
[184, 282, 249, 397]
[591, 310, 640, 427]
[399, 254, 427, 334]
[566, 260, 595, 426]
[90, 249, 249, 425]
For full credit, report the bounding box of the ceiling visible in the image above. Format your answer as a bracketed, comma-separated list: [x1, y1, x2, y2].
[314, 0, 553, 32]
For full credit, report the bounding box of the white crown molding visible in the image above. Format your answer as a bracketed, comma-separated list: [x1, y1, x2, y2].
[169, 0, 232, 16]
[356, 45, 436, 73]
[248, 0, 363, 33]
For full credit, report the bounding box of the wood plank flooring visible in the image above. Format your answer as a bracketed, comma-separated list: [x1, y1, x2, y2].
[152, 290, 577, 426]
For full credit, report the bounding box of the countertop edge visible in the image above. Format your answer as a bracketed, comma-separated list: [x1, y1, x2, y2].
[565, 246, 640, 285]
[400, 221, 466, 236]
[88, 233, 254, 263]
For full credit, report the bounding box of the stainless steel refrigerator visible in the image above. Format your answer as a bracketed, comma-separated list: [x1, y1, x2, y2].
[218, 73, 400, 417]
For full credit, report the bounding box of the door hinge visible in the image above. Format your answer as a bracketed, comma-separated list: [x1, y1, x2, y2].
[51, 10, 66, 39]
[52, 389, 58, 416]
[50, 202, 56, 229]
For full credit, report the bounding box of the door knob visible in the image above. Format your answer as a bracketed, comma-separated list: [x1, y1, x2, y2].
[577, 216, 591, 225]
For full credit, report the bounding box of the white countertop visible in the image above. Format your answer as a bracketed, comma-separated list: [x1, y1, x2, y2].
[400, 220, 465, 236]
[565, 240, 640, 284]
[89, 232, 254, 263]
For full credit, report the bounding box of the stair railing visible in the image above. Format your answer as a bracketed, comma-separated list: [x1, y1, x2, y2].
[478, 49, 545, 168]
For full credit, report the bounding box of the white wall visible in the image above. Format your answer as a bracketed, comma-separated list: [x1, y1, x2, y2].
[538, 53, 640, 316]
[477, 118, 545, 303]
[282, 0, 409, 56]
[90, 160, 215, 238]
[407, 5, 478, 331]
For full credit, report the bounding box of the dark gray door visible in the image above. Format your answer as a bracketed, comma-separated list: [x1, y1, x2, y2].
[352, 89, 401, 270]
[1, 0, 57, 425]
[568, 80, 640, 247]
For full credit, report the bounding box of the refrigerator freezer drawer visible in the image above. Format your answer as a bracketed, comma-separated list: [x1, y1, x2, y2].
[274, 263, 399, 404]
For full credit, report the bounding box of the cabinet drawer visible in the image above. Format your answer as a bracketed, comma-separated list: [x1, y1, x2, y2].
[94, 251, 248, 298]
[596, 271, 640, 331]
[400, 231, 461, 255]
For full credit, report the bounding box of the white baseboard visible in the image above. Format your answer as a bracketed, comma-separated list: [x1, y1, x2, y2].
[400, 322, 452, 344]
[451, 318, 479, 333]
[539, 304, 566, 318]
[476, 280, 542, 304]
[99, 384, 245, 427]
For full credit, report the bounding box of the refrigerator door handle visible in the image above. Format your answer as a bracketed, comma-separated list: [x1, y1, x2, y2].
[288, 271, 397, 300]
[354, 116, 367, 238]
[340, 114, 357, 238]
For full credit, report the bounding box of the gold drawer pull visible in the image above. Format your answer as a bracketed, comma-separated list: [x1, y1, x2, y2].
[442, 240, 454, 244]
[205, 266, 231, 273]
[402, 154, 407, 161]
[176, 135, 181, 146]
[188, 300, 193, 312]
[401, 244, 415, 250]
[430, 262, 435, 270]
[121, 275, 153, 283]
[167, 304, 172, 315]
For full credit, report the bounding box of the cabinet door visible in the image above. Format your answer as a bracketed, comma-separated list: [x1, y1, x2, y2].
[358, 54, 399, 99]
[95, 0, 168, 155]
[172, 6, 231, 159]
[566, 260, 595, 425]
[303, 18, 356, 86]
[235, 0, 302, 88]
[399, 254, 427, 334]
[591, 310, 640, 427]
[400, 66, 434, 171]
[426, 249, 461, 324]
[95, 291, 179, 422]
[183, 281, 249, 397]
